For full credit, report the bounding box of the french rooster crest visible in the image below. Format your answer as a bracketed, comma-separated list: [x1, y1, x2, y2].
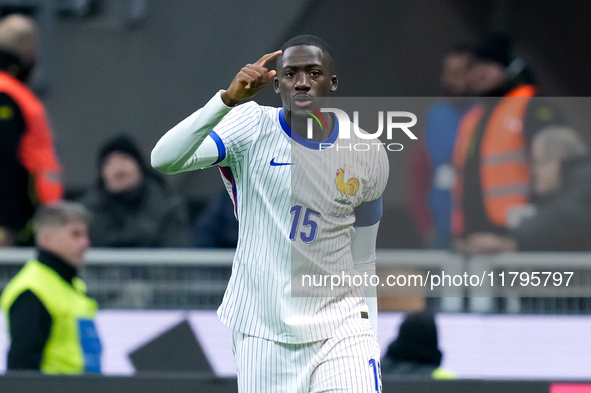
[335, 167, 360, 205]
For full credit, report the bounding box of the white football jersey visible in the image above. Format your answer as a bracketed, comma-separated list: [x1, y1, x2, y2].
[211, 100, 389, 343]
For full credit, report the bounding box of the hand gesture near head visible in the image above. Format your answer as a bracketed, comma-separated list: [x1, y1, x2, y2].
[221, 50, 282, 107]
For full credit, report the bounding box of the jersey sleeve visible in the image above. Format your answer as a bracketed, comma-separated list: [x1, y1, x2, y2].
[211, 101, 262, 168]
[354, 197, 383, 227]
[354, 146, 389, 227]
[350, 222, 380, 336]
[151, 91, 261, 173]
[363, 146, 389, 202]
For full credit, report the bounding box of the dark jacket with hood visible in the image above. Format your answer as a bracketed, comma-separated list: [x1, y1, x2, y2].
[79, 135, 190, 248]
[381, 311, 454, 379]
[514, 155, 591, 251]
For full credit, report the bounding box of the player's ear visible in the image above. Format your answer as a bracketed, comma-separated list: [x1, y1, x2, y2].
[330, 75, 338, 92]
[273, 76, 280, 94]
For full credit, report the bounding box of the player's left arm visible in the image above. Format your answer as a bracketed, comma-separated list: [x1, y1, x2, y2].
[352, 198, 383, 338]
[352, 145, 389, 337]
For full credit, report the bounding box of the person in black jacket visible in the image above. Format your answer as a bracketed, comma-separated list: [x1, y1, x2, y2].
[192, 187, 238, 248]
[0, 14, 63, 246]
[0, 201, 100, 373]
[459, 126, 591, 252]
[79, 134, 190, 247]
[381, 311, 454, 379]
[453, 33, 564, 240]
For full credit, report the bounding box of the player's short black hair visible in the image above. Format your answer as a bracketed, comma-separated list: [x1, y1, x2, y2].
[278, 34, 335, 71]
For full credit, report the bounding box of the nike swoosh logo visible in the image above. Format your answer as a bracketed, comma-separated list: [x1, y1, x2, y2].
[270, 158, 293, 166]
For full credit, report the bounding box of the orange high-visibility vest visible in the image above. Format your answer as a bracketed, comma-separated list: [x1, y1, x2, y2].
[452, 85, 536, 235]
[0, 71, 63, 204]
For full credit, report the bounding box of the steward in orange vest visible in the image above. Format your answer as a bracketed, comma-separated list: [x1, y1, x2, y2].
[452, 34, 563, 237]
[0, 15, 63, 246]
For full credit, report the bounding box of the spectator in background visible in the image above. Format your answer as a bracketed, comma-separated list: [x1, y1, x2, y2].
[381, 311, 454, 379]
[0, 14, 63, 246]
[458, 127, 591, 253]
[411, 44, 474, 249]
[79, 135, 190, 247]
[452, 33, 564, 242]
[0, 202, 101, 374]
[192, 187, 238, 248]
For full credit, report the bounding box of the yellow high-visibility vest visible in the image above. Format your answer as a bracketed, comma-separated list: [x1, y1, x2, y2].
[1, 260, 101, 374]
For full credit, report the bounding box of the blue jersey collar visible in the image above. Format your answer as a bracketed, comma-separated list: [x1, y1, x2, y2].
[278, 109, 338, 149]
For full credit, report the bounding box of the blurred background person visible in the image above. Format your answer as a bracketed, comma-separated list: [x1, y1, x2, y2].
[452, 32, 564, 244]
[0, 201, 101, 374]
[192, 187, 238, 248]
[459, 126, 591, 253]
[411, 44, 474, 249]
[381, 311, 454, 379]
[79, 134, 190, 248]
[0, 14, 63, 247]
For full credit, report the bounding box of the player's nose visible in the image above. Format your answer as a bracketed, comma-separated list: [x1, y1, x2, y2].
[294, 73, 310, 90]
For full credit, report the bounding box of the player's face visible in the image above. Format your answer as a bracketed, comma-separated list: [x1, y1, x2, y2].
[274, 45, 337, 119]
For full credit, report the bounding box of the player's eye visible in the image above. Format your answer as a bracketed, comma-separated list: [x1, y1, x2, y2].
[310, 70, 320, 77]
[285, 71, 296, 78]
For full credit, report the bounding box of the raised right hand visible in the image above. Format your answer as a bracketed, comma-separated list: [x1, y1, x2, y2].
[221, 50, 282, 107]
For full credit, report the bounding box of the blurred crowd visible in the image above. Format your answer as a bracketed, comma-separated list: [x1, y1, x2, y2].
[411, 33, 591, 253]
[0, 13, 237, 250]
[0, 11, 589, 378]
[1, 14, 590, 255]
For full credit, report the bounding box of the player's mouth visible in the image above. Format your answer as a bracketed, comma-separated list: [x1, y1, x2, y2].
[293, 95, 313, 108]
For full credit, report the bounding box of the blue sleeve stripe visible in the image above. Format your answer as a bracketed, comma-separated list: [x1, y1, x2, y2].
[210, 131, 226, 165]
[354, 196, 383, 227]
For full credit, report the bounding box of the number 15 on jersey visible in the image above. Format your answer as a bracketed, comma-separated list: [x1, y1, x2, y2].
[290, 205, 320, 244]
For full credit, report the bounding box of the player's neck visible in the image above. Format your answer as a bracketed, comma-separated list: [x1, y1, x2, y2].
[282, 110, 335, 142]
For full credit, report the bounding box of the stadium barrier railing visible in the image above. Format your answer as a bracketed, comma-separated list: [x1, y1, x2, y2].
[0, 248, 590, 314]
